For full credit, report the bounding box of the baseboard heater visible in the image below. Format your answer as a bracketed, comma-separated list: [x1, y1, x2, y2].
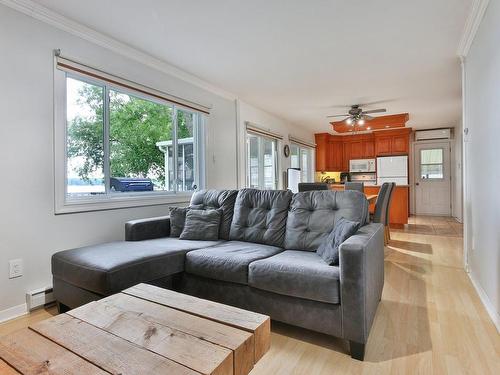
[26, 286, 55, 311]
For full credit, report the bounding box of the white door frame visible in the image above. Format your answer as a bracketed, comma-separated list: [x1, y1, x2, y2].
[412, 139, 452, 216]
[461, 56, 471, 271]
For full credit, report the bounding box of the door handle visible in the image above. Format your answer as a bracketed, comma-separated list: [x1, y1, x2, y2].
[415, 182, 420, 186]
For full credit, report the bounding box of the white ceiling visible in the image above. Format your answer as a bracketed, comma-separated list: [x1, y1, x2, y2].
[34, 0, 472, 132]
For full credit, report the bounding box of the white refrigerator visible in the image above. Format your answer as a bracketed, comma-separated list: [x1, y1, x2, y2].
[376, 156, 408, 185]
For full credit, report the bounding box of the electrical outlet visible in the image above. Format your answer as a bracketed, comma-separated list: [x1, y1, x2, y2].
[9, 259, 23, 279]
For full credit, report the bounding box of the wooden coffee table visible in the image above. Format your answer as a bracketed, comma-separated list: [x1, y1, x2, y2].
[0, 283, 271, 375]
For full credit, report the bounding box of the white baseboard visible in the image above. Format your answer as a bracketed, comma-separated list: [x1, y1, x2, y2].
[468, 271, 500, 333]
[0, 303, 28, 324]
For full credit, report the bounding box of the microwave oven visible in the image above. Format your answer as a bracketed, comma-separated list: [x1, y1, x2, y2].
[349, 159, 376, 173]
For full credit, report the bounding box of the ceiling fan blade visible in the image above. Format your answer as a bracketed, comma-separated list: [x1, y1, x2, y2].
[361, 108, 386, 115]
[326, 114, 349, 118]
[356, 99, 397, 107]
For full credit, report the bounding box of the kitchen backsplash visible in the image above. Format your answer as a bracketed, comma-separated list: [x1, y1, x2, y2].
[315, 171, 341, 183]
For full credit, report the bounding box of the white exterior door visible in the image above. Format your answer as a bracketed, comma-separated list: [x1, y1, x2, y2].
[414, 141, 451, 215]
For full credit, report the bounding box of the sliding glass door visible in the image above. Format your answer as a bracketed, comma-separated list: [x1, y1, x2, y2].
[290, 143, 313, 182]
[246, 133, 278, 189]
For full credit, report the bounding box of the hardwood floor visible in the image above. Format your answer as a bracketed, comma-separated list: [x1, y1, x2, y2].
[1, 216, 498, 374]
[249, 216, 499, 374]
[0, 305, 56, 338]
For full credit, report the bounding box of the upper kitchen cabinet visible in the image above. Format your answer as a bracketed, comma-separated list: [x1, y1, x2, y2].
[315, 133, 343, 171]
[344, 134, 375, 160]
[348, 139, 364, 159]
[329, 137, 344, 170]
[315, 129, 411, 171]
[315, 133, 329, 171]
[374, 135, 392, 155]
[374, 128, 411, 156]
[364, 138, 375, 158]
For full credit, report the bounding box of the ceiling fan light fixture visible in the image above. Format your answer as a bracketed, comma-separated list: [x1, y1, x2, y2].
[358, 119, 365, 125]
[346, 118, 353, 125]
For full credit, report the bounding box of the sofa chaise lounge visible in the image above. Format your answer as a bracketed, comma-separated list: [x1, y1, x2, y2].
[52, 188, 384, 360]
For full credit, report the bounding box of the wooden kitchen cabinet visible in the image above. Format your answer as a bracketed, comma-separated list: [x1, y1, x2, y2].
[315, 133, 329, 171]
[374, 136, 392, 155]
[342, 141, 350, 171]
[391, 134, 410, 154]
[343, 133, 375, 162]
[349, 139, 364, 159]
[315, 133, 344, 171]
[315, 128, 411, 171]
[374, 128, 411, 156]
[330, 138, 344, 170]
[364, 139, 375, 158]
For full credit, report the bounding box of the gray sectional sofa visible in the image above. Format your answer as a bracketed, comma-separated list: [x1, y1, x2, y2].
[52, 188, 384, 360]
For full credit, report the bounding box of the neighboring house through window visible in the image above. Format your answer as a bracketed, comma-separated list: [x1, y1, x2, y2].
[55, 57, 206, 213]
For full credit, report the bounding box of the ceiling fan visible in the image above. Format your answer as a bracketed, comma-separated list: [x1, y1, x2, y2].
[327, 104, 386, 127]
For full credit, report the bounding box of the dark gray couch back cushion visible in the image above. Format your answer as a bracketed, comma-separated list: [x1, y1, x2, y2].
[229, 188, 293, 247]
[284, 190, 368, 251]
[189, 189, 238, 240]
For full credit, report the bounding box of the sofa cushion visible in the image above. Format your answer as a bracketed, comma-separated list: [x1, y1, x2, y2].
[180, 209, 222, 241]
[169, 205, 203, 237]
[52, 238, 223, 296]
[189, 189, 238, 240]
[284, 190, 368, 251]
[185, 241, 282, 285]
[248, 250, 341, 304]
[317, 217, 361, 265]
[229, 188, 293, 247]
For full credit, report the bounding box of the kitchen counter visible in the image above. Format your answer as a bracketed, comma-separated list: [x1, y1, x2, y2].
[320, 183, 409, 227]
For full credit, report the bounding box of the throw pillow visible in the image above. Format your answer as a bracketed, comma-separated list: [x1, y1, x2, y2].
[169, 204, 203, 237]
[179, 209, 222, 241]
[317, 217, 360, 265]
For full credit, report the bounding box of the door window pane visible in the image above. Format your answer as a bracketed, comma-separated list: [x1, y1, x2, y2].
[109, 89, 173, 193]
[66, 77, 105, 197]
[420, 148, 444, 179]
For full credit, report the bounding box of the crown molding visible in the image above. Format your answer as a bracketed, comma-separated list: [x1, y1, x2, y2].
[457, 0, 490, 57]
[0, 0, 237, 101]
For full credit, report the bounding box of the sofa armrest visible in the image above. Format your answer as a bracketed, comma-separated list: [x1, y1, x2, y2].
[339, 223, 384, 344]
[125, 216, 171, 241]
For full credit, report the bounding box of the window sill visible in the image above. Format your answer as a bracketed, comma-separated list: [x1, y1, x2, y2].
[55, 192, 193, 214]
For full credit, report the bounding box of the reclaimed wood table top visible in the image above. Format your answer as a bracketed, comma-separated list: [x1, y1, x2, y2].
[0, 283, 271, 375]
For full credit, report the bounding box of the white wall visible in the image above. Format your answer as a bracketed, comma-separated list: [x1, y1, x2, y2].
[236, 100, 315, 189]
[464, 0, 500, 330]
[0, 4, 238, 315]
